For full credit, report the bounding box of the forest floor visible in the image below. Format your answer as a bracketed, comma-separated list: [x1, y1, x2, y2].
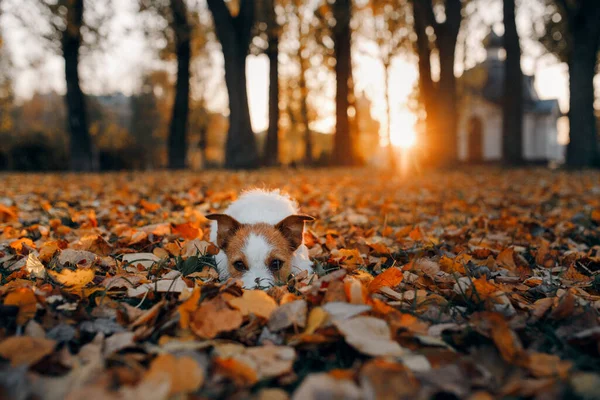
[0, 167, 599, 399]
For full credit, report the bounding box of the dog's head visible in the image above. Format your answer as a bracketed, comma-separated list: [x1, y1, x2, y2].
[206, 214, 314, 288]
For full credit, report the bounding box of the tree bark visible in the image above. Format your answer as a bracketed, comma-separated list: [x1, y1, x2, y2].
[332, 0, 355, 166]
[263, 35, 279, 166]
[297, 17, 313, 165]
[207, 0, 259, 169]
[62, 0, 96, 171]
[567, 33, 599, 167]
[436, 0, 461, 167]
[563, 0, 600, 168]
[168, 0, 191, 170]
[412, 0, 436, 163]
[412, 0, 461, 168]
[502, 0, 524, 165]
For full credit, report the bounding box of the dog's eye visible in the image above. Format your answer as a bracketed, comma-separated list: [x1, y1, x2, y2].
[269, 259, 283, 271]
[233, 261, 247, 271]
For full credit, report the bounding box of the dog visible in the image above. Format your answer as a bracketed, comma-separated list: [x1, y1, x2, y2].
[207, 189, 314, 288]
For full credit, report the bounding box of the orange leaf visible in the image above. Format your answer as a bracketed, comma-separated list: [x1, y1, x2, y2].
[10, 238, 35, 253]
[525, 352, 572, 379]
[368, 242, 389, 254]
[214, 357, 258, 386]
[368, 267, 403, 293]
[172, 222, 201, 240]
[471, 276, 498, 300]
[0, 204, 17, 222]
[439, 256, 466, 274]
[4, 288, 37, 325]
[140, 199, 161, 212]
[0, 336, 55, 366]
[190, 296, 243, 339]
[228, 290, 278, 319]
[408, 226, 424, 241]
[333, 248, 364, 271]
[497, 248, 517, 271]
[145, 353, 204, 395]
[178, 287, 201, 329]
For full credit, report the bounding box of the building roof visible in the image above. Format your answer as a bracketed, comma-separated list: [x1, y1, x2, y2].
[462, 38, 560, 115]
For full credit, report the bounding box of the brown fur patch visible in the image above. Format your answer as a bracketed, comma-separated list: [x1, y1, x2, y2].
[223, 223, 295, 282]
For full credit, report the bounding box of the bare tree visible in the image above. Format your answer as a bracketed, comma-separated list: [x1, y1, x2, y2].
[412, 0, 462, 168]
[540, 0, 600, 168]
[258, 0, 281, 166]
[331, 0, 356, 166]
[502, 0, 523, 165]
[207, 0, 259, 169]
[139, 0, 192, 169]
[3, 0, 113, 171]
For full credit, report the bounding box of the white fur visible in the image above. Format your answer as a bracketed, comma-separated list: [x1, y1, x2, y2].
[210, 189, 313, 288]
[240, 234, 275, 287]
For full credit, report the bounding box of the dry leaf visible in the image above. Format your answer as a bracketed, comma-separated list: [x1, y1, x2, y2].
[145, 353, 204, 395]
[268, 300, 307, 331]
[191, 296, 243, 339]
[4, 287, 38, 325]
[334, 316, 405, 357]
[228, 290, 278, 319]
[0, 336, 55, 366]
[368, 267, 403, 293]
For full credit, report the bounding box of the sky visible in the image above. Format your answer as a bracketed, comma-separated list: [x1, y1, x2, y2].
[2, 0, 591, 148]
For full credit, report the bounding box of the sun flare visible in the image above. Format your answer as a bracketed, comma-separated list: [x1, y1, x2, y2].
[389, 109, 417, 149]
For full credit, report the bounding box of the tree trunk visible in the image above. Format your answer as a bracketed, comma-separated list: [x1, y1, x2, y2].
[435, 0, 461, 167]
[566, 32, 599, 167]
[299, 61, 313, 165]
[412, 0, 436, 165]
[383, 64, 396, 170]
[168, 0, 191, 170]
[263, 36, 279, 166]
[412, 0, 461, 168]
[332, 0, 355, 166]
[502, 0, 523, 165]
[62, 0, 96, 171]
[564, 0, 600, 168]
[207, 0, 258, 169]
[298, 20, 313, 165]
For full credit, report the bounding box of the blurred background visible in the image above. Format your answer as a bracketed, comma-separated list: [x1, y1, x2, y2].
[0, 0, 597, 172]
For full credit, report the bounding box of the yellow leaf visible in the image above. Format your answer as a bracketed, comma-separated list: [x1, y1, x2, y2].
[228, 290, 278, 319]
[305, 307, 328, 334]
[4, 287, 37, 325]
[145, 353, 204, 395]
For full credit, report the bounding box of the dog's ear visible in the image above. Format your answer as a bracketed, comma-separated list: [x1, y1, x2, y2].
[276, 214, 315, 250]
[206, 214, 242, 248]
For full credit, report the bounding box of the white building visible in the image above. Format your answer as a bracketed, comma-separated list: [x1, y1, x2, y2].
[458, 31, 563, 163]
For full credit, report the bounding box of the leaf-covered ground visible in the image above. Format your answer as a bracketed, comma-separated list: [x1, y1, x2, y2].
[1, 168, 600, 400]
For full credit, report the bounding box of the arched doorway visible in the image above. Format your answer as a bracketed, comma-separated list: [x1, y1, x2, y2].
[467, 116, 484, 162]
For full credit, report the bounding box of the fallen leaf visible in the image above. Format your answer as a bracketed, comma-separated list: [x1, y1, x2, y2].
[334, 316, 405, 357]
[178, 287, 201, 329]
[0, 336, 55, 366]
[4, 287, 38, 325]
[228, 290, 278, 319]
[145, 353, 204, 395]
[304, 307, 328, 334]
[268, 300, 308, 331]
[368, 267, 403, 293]
[172, 222, 202, 240]
[191, 296, 243, 339]
[25, 253, 46, 279]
